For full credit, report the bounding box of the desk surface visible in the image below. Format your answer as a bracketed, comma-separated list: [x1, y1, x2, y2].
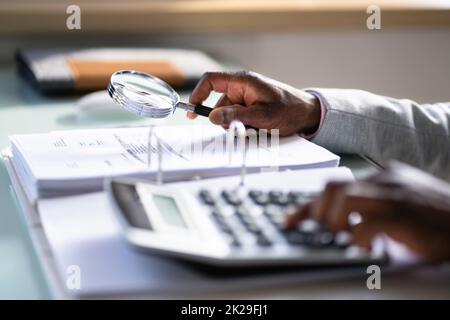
[0, 66, 449, 299]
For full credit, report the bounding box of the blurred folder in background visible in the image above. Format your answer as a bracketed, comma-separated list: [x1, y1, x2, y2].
[16, 48, 223, 94]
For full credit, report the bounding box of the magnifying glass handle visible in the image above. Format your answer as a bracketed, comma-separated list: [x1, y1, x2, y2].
[193, 105, 214, 117]
[177, 102, 213, 117]
[180, 103, 257, 131]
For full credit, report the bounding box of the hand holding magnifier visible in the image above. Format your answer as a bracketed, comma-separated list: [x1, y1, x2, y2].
[108, 70, 213, 119]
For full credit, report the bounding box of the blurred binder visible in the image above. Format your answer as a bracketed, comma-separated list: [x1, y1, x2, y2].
[16, 48, 223, 94]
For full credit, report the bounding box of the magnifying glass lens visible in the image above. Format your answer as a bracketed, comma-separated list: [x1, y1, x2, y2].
[121, 85, 173, 110]
[109, 70, 213, 119]
[122, 73, 173, 101]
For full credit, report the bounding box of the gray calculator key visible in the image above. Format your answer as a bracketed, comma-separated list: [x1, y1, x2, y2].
[235, 206, 250, 217]
[268, 191, 289, 206]
[249, 191, 270, 206]
[199, 190, 216, 205]
[283, 230, 315, 246]
[334, 231, 353, 248]
[218, 223, 233, 234]
[263, 204, 284, 217]
[316, 231, 334, 246]
[287, 191, 303, 203]
[224, 233, 241, 247]
[256, 234, 272, 246]
[248, 190, 263, 199]
[299, 219, 322, 233]
[221, 190, 242, 206]
[210, 209, 232, 232]
[275, 196, 290, 206]
[246, 222, 262, 234]
[265, 214, 285, 230]
[235, 209, 263, 235]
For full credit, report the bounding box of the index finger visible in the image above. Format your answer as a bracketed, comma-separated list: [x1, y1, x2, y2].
[189, 72, 240, 105]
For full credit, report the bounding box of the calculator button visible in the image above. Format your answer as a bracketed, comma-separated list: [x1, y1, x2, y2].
[246, 222, 263, 234]
[217, 222, 232, 234]
[275, 197, 290, 206]
[263, 204, 283, 217]
[287, 191, 303, 203]
[210, 213, 240, 247]
[256, 234, 272, 246]
[239, 215, 253, 226]
[235, 209, 263, 234]
[221, 190, 242, 206]
[249, 191, 270, 206]
[288, 192, 319, 205]
[267, 215, 285, 230]
[299, 219, 322, 233]
[255, 195, 270, 206]
[210, 209, 232, 231]
[198, 190, 216, 206]
[224, 233, 241, 247]
[268, 191, 289, 206]
[213, 216, 229, 230]
[283, 230, 314, 246]
[231, 239, 241, 247]
[316, 231, 334, 246]
[263, 206, 287, 228]
[269, 191, 283, 199]
[287, 192, 309, 205]
[235, 206, 250, 217]
[248, 190, 263, 199]
[334, 231, 353, 248]
[211, 207, 224, 218]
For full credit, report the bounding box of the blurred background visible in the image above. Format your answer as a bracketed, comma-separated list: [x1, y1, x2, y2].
[0, 0, 449, 102]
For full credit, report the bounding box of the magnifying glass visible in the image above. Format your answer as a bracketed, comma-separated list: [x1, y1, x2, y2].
[108, 70, 213, 119]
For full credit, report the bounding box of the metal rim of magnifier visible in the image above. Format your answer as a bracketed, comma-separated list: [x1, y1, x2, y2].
[108, 70, 180, 118]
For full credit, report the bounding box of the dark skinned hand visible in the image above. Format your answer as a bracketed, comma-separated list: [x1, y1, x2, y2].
[188, 71, 321, 137]
[286, 162, 450, 263]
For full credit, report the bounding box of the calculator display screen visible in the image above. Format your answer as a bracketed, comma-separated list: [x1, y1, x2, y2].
[152, 195, 187, 228]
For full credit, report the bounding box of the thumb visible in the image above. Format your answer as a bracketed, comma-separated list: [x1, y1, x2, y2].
[209, 104, 267, 127]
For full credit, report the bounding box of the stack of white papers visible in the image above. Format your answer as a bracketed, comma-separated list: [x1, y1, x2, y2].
[9, 124, 340, 202]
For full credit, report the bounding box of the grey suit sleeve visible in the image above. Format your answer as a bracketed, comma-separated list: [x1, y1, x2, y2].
[306, 88, 450, 180]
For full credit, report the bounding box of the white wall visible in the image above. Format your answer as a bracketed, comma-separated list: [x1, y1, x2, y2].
[1, 27, 449, 103]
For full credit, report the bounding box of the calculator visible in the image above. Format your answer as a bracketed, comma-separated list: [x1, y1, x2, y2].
[106, 177, 387, 267]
